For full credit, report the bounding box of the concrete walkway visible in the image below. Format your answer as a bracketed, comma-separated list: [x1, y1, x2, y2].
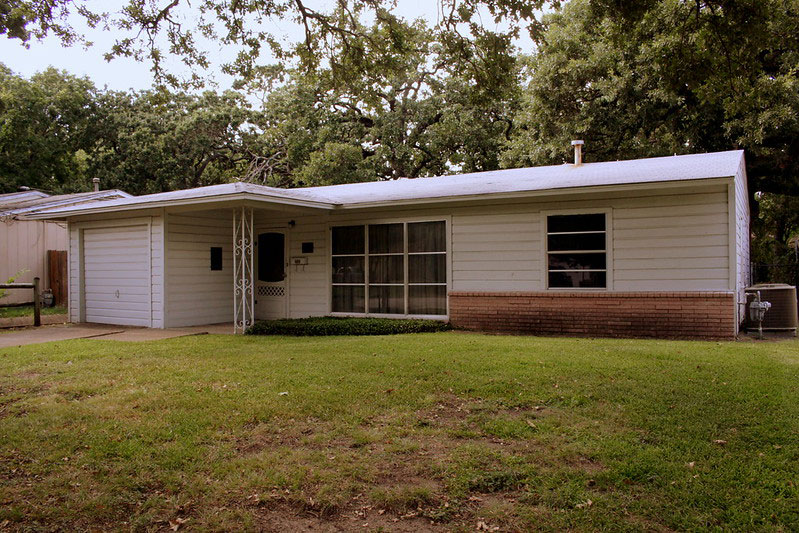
[0, 322, 234, 349]
[0, 324, 124, 348]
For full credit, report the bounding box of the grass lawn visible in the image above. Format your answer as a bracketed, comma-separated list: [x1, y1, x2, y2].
[0, 305, 67, 319]
[1, 333, 798, 531]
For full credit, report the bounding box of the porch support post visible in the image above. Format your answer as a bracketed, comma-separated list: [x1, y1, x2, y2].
[233, 206, 255, 334]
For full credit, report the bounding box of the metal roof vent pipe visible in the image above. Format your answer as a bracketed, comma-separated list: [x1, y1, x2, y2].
[92, 177, 100, 192]
[572, 140, 584, 166]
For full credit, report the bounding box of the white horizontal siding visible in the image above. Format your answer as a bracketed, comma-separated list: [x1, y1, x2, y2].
[248, 184, 733, 318]
[165, 211, 233, 327]
[735, 160, 750, 297]
[611, 190, 729, 291]
[286, 223, 329, 318]
[60, 182, 736, 325]
[452, 211, 541, 291]
[613, 246, 728, 260]
[615, 257, 728, 270]
[447, 189, 730, 293]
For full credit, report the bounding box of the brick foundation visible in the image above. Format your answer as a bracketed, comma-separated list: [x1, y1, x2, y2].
[449, 291, 736, 340]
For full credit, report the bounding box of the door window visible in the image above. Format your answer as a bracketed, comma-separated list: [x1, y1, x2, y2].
[258, 232, 285, 282]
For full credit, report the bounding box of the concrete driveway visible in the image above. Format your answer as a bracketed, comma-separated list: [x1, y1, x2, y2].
[0, 323, 233, 349]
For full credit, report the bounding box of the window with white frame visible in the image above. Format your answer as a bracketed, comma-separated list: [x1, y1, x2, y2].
[546, 213, 607, 288]
[331, 221, 447, 315]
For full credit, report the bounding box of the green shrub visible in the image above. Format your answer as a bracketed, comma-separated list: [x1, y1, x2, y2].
[0, 269, 28, 301]
[245, 316, 452, 336]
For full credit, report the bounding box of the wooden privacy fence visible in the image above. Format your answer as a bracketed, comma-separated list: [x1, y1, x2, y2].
[0, 278, 41, 326]
[47, 250, 68, 306]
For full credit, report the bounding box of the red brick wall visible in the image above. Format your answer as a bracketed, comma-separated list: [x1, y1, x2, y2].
[449, 291, 736, 339]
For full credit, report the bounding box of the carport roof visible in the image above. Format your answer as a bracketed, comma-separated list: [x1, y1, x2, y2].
[28, 150, 745, 218]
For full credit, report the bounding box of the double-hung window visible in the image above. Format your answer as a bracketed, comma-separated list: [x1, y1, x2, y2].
[331, 221, 447, 316]
[546, 213, 607, 288]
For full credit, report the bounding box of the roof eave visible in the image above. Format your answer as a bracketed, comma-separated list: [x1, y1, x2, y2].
[2, 191, 133, 217]
[25, 191, 338, 220]
[334, 176, 735, 210]
[24, 175, 735, 219]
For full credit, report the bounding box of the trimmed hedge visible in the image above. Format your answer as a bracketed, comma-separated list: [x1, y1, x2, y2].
[245, 316, 452, 336]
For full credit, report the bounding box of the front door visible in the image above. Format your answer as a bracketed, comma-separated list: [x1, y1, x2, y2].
[255, 231, 288, 320]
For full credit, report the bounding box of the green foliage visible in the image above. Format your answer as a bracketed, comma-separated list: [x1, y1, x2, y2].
[3, 0, 799, 267]
[293, 142, 372, 186]
[751, 191, 799, 287]
[0, 305, 66, 318]
[503, 0, 799, 260]
[248, 12, 522, 186]
[2, 6, 523, 192]
[0, 65, 97, 193]
[0, 268, 28, 300]
[245, 316, 452, 336]
[88, 89, 259, 195]
[504, 0, 799, 199]
[0, 1, 32, 40]
[0, 1, 555, 89]
[0, 66, 262, 194]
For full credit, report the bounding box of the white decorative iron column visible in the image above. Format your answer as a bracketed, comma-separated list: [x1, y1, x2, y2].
[233, 206, 255, 334]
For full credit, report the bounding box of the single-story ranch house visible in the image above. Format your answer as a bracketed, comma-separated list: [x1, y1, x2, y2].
[31, 148, 750, 339]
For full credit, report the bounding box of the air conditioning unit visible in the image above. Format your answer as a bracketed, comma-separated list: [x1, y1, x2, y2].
[744, 284, 798, 335]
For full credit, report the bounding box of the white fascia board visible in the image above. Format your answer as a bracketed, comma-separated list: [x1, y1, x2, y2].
[335, 176, 736, 209]
[26, 191, 337, 220]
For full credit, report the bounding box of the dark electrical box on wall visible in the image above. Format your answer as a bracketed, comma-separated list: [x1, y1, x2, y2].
[210, 247, 223, 270]
[302, 242, 314, 254]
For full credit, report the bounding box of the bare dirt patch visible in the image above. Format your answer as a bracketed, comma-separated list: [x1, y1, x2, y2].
[254, 500, 447, 532]
[225, 398, 567, 530]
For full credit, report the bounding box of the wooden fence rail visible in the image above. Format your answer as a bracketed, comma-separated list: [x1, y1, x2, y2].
[0, 277, 41, 326]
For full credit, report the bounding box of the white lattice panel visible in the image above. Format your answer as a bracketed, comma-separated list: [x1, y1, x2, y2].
[258, 285, 285, 297]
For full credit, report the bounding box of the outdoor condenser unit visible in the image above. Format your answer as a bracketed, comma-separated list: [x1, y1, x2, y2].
[744, 284, 798, 336]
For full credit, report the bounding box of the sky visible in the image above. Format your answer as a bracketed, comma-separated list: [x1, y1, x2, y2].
[0, 0, 537, 93]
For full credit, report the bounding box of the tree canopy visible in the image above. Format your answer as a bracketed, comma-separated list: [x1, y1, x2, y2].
[0, 0, 556, 88]
[1, 0, 799, 258]
[503, 0, 799, 259]
[505, 0, 799, 197]
[0, 3, 528, 193]
[249, 11, 523, 187]
[0, 66, 262, 194]
[0, 64, 98, 193]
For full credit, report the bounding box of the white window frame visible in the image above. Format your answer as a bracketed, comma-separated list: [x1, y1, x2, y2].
[329, 216, 451, 319]
[541, 208, 613, 291]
